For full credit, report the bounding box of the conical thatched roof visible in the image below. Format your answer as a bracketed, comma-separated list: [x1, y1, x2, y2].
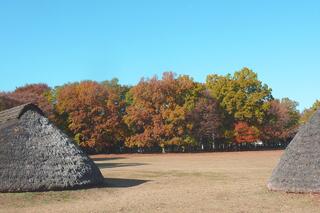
[0, 103, 104, 192]
[268, 109, 320, 193]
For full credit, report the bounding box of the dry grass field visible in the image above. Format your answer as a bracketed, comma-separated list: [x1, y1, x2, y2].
[1, 151, 320, 213]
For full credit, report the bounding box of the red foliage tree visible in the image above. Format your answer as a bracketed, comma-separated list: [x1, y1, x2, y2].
[188, 92, 222, 145]
[0, 94, 22, 111]
[261, 99, 300, 143]
[234, 122, 259, 144]
[6, 84, 53, 117]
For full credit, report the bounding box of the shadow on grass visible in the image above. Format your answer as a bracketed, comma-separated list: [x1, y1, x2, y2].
[96, 162, 147, 169]
[90, 157, 126, 162]
[103, 178, 149, 188]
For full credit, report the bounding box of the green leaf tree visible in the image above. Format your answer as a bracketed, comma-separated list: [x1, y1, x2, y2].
[206, 67, 273, 144]
[300, 100, 320, 124]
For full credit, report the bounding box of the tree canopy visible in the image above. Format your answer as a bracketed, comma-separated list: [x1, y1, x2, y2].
[124, 72, 202, 149]
[206, 67, 273, 124]
[0, 68, 306, 153]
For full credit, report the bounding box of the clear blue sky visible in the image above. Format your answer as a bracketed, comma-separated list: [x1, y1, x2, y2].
[0, 0, 319, 110]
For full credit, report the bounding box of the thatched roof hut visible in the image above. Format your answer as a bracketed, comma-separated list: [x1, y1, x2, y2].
[268, 110, 320, 193]
[0, 103, 104, 192]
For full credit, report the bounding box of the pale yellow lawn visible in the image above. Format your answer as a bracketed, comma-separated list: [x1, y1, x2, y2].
[1, 151, 319, 213]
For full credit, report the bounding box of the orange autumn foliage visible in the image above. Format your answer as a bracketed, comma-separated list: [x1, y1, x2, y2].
[234, 122, 259, 143]
[56, 81, 126, 151]
[124, 72, 197, 148]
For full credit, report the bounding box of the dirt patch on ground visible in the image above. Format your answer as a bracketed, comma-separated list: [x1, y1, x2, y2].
[1, 150, 320, 213]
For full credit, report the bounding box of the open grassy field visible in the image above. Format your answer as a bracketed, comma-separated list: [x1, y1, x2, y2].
[1, 151, 320, 213]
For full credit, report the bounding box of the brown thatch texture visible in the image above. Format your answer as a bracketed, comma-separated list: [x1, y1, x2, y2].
[268, 110, 320, 193]
[0, 104, 104, 192]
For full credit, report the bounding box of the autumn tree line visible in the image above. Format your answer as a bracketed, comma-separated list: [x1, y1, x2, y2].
[1, 68, 319, 153]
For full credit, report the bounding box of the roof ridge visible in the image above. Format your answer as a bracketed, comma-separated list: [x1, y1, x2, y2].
[0, 103, 44, 124]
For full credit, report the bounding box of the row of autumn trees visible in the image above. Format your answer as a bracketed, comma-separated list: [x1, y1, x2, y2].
[0, 68, 318, 153]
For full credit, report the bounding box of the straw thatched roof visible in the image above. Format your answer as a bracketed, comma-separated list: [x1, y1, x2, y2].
[0, 103, 104, 192]
[268, 109, 320, 193]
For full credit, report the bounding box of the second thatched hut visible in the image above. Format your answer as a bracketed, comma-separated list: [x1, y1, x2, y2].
[268, 109, 320, 193]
